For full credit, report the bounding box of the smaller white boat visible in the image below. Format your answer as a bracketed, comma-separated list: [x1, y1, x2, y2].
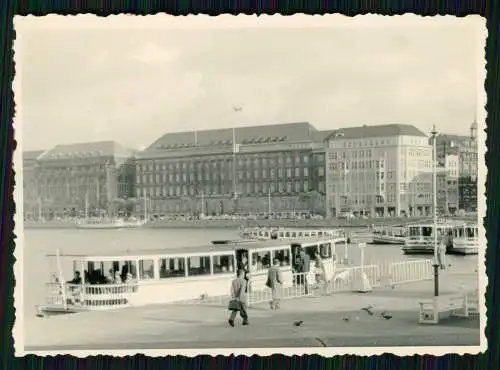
[402, 219, 471, 255]
[240, 227, 346, 241]
[448, 223, 479, 255]
[371, 225, 407, 245]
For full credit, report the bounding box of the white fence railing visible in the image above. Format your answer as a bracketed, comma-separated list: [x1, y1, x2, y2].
[388, 259, 434, 287]
[325, 265, 381, 293]
[171, 259, 442, 308]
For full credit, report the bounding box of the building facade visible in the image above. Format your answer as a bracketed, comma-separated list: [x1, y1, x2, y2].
[434, 121, 478, 213]
[28, 141, 135, 219]
[436, 153, 459, 215]
[325, 124, 433, 218]
[22, 150, 45, 220]
[134, 122, 329, 216]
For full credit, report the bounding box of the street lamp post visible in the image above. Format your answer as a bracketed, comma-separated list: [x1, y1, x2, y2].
[431, 125, 440, 297]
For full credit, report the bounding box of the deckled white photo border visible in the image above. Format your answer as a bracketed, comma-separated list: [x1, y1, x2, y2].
[12, 13, 488, 358]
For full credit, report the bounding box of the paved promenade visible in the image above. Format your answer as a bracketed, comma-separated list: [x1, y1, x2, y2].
[24, 270, 480, 351]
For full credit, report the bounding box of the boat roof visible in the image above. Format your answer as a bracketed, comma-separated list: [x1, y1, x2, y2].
[46, 236, 344, 260]
[406, 220, 477, 227]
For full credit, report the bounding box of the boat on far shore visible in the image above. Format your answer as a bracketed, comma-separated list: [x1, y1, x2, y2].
[76, 218, 146, 230]
[371, 225, 407, 245]
[239, 227, 349, 242]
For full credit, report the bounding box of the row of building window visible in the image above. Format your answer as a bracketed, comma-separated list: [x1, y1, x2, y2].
[328, 160, 385, 171]
[136, 167, 320, 184]
[137, 154, 315, 172]
[136, 180, 321, 198]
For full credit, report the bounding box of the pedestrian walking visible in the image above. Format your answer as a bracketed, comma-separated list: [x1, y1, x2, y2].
[266, 258, 283, 310]
[228, 269, 249, 327]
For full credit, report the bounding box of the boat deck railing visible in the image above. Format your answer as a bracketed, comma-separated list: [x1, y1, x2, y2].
[45, 282, 138, 310]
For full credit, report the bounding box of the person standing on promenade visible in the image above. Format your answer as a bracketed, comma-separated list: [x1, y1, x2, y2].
[266, 258, 283, 310]
[314, 252, 327, 294]
[437, 237, 447, 270]
[228, 269, 249, 327]
[298, 249, 311, 294]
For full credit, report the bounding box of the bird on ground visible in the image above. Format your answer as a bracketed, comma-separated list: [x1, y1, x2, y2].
[361, 305, 375, 315]
[380, 311, 392, 320]
[233, 106, 243, 112]
[342, 316, 350, 322]
[293, 320, 304, 327]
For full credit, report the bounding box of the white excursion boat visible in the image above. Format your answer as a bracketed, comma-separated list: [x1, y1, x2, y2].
[371, 225, 407, 245]
[76, 194, 148, 230]
[448, 223, 479, 255]
[36, 235, 347, 316]
[402, 220, 475, 255]
[239, 227, 348, 242]
[76, 218, 146, 230]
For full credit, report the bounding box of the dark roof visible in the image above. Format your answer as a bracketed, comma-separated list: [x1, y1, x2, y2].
[312, 130, 333, 142]
[325, 124, 427, 140]
[434, 134, 471, 146]
[146, 122, 320, 151]
[23, 150, 45, 161]
[38, 141, 134, 161]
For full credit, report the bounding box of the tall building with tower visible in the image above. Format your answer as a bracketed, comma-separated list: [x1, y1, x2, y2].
[434, 121, 478, 213]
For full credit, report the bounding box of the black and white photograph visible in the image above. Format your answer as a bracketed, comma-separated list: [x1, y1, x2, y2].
[13, 14, 486, 356]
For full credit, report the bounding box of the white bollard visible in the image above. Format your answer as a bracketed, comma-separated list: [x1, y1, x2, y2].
[353, 242, 372, 293]
[343, 240, 349, 264]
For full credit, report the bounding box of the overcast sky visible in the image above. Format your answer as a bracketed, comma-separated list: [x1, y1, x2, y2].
[16, 15, 485, 151]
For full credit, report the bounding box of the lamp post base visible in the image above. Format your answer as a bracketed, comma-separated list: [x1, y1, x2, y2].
[432, 263, 440, 297]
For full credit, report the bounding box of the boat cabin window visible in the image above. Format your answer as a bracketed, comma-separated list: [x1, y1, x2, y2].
[455, 228, 465, 238]
[285, 232, 291, 238]
[278, 232, 284, 238]
[422, 227, 432, 237]
[466, 227, 476, 238]
[251, 250, 271, 270]
[291, 232, 297, 238]
[298, 232, 303, 237]
[139, 259, 155, 280]
[319, 243, 332, 259]
[212, 254, 235, 274]
[318, 231, 323, 237]
[159, 257, 186, 278]
[187, 255, 211, 276]
[86, 260, 137, 284]
[271, 248, 291, 266]
[408, 227, 416, 236]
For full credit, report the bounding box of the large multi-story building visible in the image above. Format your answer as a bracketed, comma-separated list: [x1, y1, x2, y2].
[22, 150, 45, 220]
[325, 124, 433, 218]
[30, 141, 136, 219]
[436, 153, 459, 215]
[134, 122, 329, 216]
[434, 121, 478, 212]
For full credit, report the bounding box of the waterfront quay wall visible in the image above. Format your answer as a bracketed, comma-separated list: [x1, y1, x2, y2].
[23, 215, 476, 230]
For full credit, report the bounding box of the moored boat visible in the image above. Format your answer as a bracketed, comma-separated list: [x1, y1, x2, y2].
[448, 223, 479, 255]
[402, 220, 472, 255]
[371, 225, 407, 245]
[36, 235, 347, 316]
[240, 227, 346, 241]
[76, 218, 146, 230]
